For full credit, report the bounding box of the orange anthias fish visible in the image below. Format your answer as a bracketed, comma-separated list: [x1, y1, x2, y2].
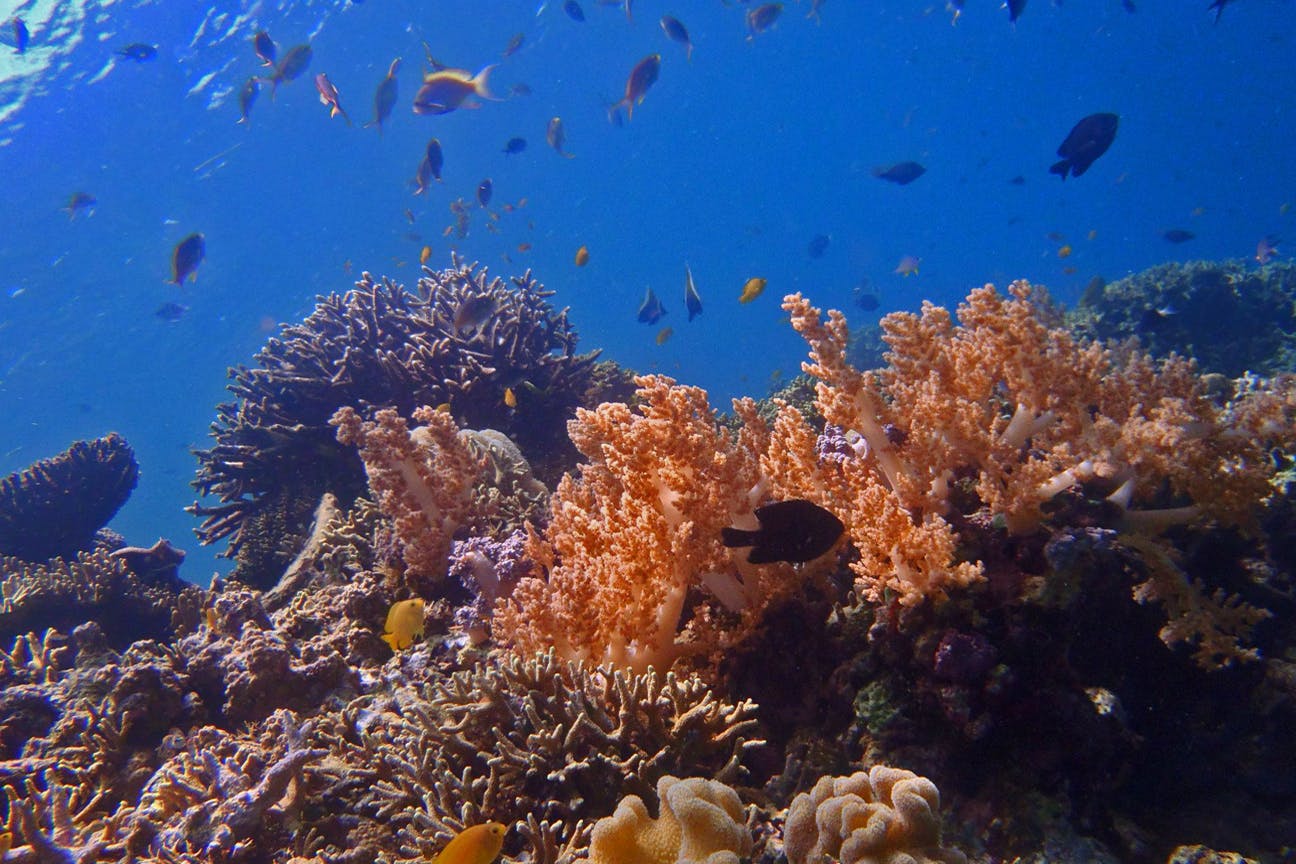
[413, 65, 497, 115]
[574, 245, 590, 266]
[608, 54, 661, 123]
[315, 73, 351, 124]
[429, 823, 507, 864]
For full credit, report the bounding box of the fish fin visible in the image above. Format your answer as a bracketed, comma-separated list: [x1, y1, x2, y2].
[721, 526, 760, 548]
[380, 632, 400, 651]
[1048, 159, 1070, 179]
[472, 64, 500, 100]
[744, 546, 779, 565]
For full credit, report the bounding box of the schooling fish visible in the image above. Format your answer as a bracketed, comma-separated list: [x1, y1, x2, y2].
[872, 161, 926, 185]
[253, 30, 276, 67]
[425, 138, 444, 181]
[428, 822, 507, 864]
[315, 73, 351, 124]
[684, 263, 702, 320]
[894, 255, 920, 276]
[564, 0, 586, 21]
[477, 178, 493, 207]
[170, 233, 205, 285]
[237, 77, 260, 124]
[502, 136, 527, 154]
[546, 117, 575, 158]
[62, 191, 96, 219]
[608, 54, 661, 122]
[1050, 112, 1118, 180]
[1162, 228, 1195, 244]
[722, 499, 844, 564]
[574, 245, 590, 266]
[380, 598, 425, 651]
[637, 286, 666, 324]
[270, 44, 313, 97]
[659, 16, 693, 61]
[738, 277, 766, 304]
[1255, 235, 1279, 264]
[414, 65, 496, 115]
[117, 43, 158, 62]
[412, 156, 434, 195]
[1004, 0, 1027, 22]
[155, 301, 188, 322]
[807, 234, 830, 259]
[746, 3, 783, 38]
[13, 18, 29, 54]
[368, 57, 401, 134]
[1207, 0, 1239, 22]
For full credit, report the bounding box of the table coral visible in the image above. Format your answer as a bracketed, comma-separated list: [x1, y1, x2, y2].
[587, 774, 752, 864]
[0, 433, 138, 562]
[783, 765, 966, 864]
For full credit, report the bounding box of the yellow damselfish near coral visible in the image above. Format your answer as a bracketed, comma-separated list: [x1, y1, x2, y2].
[587, 775, 752, 864]
[428, 822, 507, 864]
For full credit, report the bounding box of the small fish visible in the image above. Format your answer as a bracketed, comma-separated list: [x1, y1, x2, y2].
[510, 82, 532, 97]
[854, 291, 879, 312]
[454, 294, 497, 332]
[1207, 0, 1238, 22]
[947, 0, 965, 24]
[738, 277, 767, 304]
[1057, 244, 1073, 258]
[502, 136, 527, 154]
[806, 0, 827, 22]
[574, 245, 590, 266]
[117, 43, 158, 62]
[1136, 304, 1178, 334]
[477, 179, 492, 207]
[1255, 235, 1279, 264]
[368, 57, 401, 134]
[894, 255, 920, 276]
[170, 233, 206, 285]
[253, 30, 276, 67]
[747, 3, 783, 38]
[564, 0, 586, 21]
[1009, 175, 1026, 186]
[270, 44, 313, 96]
[155, 301, 188, 322]
[1005, 0, 1028, 22]
[659, 16, 693, 61]
[1079, 275, 1106, 307]
[1162, 228, 1195, 243]
[546, 117, 574, 158]
[422, 138, 444, 182]
[637, 286, 667, 324]
[609, 54, 661, 122]
[655, 326, 673, 345]
[722, 499, 844, 564]
[315, 73, 351, 124]
[872, 161, 926, 185]
[1086, 228, 1098, 240]
[502, 32, 525, 57]
[62, 191, 96, 219]
[1121, 0, 1136, 11]
[504, 386, 518, 408]
[1050, 112, 1118, 180]
[420, 245, 432, 264]
[684, 264, 702, 320]
[237, 77, 260, 124]
[13, 18, 29, 53]
[380, 598, 425, 651]
[413, 157, 434, 195]
[807, 234, 831, 259]
[517, 242, 532, 253]
[413, 65, 496, 115]
[428, 822, 507, 864]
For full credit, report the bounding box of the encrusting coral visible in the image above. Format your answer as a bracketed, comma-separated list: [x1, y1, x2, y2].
[586, 774, 752, 864]
[783, 765, 966, 864]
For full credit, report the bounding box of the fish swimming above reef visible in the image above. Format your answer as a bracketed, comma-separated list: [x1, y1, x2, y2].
[660, 16, 693, 60]
[747, 3, 783, 38]
[564, 0, 586, 21]
[380, 598, 425, 651]
[1256, 235, 1279, 264]
[428, 822, 507, 864]
[684, 264, 703, 320]
[807, 233, 831, 258]
[453, 294, 497, 333]
[1207, 0, 1239, 22]
[62, 191, 96, 219]
[872, 161, 926, 185]
[367, 57, 401, 134]
[894, 255, 920, 276]
[502, 136, 527, 154]
[1005, 0, 1027, 22]
[574, 245, 590, 266]
[637, 286, 666, 324]
[117, 43, 157, 62]
[13, 18, 29, 53]
[1162, 228, 1195, 243]
[738, 277, 766, 304]
[314, 73, 350, 124]
[169, 233, 205, 285]
[1049, 112, 1118, 179]
[414, 65, 496, 115]
[424, 137, 444, 181]
[155, 301, 188, 322]
[546, 117, 574, 158]
[722, 499, 845, 564]
[237, 77, 260, 124]
[253, 30, 276, 67]
[608, 54, 661, 122]
[270, 44, 312, 96]
[477, 179, 492, 207]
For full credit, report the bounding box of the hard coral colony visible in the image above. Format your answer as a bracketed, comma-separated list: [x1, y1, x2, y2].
[2, 262, 1295, 863]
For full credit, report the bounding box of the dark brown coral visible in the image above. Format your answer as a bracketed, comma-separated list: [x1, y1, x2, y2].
[188, 258, 601, 587]
[0, 433, 138, 562]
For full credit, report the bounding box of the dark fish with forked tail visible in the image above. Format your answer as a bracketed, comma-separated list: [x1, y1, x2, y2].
[722, 499, 844, 564]
[1050, 112, 1118, 179]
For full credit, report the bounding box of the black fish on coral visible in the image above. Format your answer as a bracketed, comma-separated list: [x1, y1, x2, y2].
[722, 499, 844, 564]
[1049, 112, 1118, 179]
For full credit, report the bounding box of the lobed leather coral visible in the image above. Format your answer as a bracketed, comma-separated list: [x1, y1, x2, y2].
[586, 774, 753, 864]
[783, 765, 966, 864]
[188, 257, 599, 584]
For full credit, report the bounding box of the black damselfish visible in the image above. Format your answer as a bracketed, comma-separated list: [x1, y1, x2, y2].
[722, 499, 844, 564]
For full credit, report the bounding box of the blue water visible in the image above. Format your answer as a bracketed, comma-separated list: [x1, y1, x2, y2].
[1, 0, 1291, 583]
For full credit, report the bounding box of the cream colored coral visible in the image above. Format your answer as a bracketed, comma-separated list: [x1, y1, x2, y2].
[587, 775, 752, 864]
[784, 766, 966, 864]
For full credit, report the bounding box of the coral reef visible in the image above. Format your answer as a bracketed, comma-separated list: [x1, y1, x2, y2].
[783, 765, 965, 864]
[587, 774, 752, 864]
[188, 258, 601, 586]
[0, 433, 138, 562]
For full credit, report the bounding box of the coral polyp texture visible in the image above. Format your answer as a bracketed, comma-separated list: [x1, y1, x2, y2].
[188, 257, 600, 585]
[0, 433, 138, 562]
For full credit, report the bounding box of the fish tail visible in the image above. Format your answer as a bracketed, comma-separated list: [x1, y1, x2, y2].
[607, 98, 627, 124]
[472, 64, 500, 100]
[721, 526, 760, 549]
[1049, 159, 1070, 179]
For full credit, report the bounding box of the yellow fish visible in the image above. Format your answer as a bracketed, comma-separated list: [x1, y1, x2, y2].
[503, 387, 517, 408]
[420, 245, 432, 264]
[381, 598, 425, 651]
[655, 326, 673, 345]
[574, 245, 590, 267]
[429, 822, 507, 864]
[738, 277, 767, 304]
[0, 830, 12, 856]
[1057, 244, 1073, 259]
